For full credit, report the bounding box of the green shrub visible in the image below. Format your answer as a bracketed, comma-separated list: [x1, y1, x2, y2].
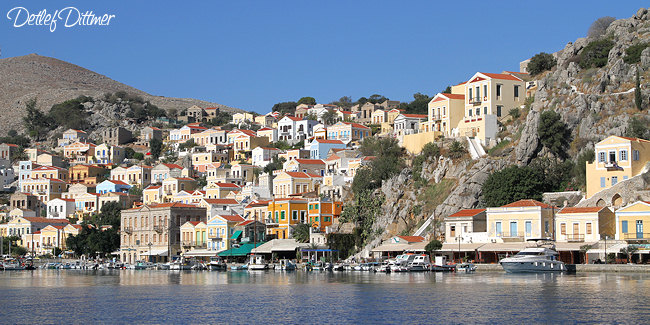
[509, 108, 521, 119]
[623, 43, 649, 64]
[448, 140, 465, 159]
[527, 52, 557, 76]
[579, 39, 614, 69]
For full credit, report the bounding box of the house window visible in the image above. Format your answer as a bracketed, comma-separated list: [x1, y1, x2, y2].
[586, 223, 592, 235]
[621, 220, 628, 233]
[612, 176, 618, 186]
[450, 225, 456, 237]
[545, 221, 549, 234]
[292, 211, 298, 220]
[496, 84, 502, 97]
[468, 109, 473, 117]
[280, 211, 285, 220]
[620, 150, 628, 161]
[514, 85, 520, 98]
[600, 177, 606, 188]
[598, 152, 606, 163]
[483, 85, 488, 99]
[483, 107, 487, 115]
[468, 88, 473, 101]
[560, 223, 566, 235]
[475, 108, 480, 116]
[633, 150, 639, 161]
[497, 106, 502, 117]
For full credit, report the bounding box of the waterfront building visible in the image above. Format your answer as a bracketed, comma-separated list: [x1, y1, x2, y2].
[486, 199, 555, 241]
[614, 201, 650, 242]
[444, 208, 487, 244]
[555, 206, 614, 243]
[119, 202, 207, 263]
[272, 172, 321, 197]
[585, 136, 650, 200]
[266, 198, 308, 239]
[206, 214, 245, 251]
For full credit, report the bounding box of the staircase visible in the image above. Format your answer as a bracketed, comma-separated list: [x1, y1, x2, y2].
[466, 136, 486, 160]
[413, 212, 435, 237]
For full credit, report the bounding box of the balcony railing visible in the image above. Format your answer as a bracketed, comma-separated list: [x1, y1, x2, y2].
[182, 241, 207, 248]
[123, 227, 133, 234]
[153, 225, 165, 233]
[470, 97, 482, 105]
[430, 114, 442, 121]
[493, 231, 526, 239]
[566, 234, 585, 242]
[623, 232, 650, 240]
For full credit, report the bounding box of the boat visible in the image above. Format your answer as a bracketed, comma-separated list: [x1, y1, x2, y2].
[247, 254, 269, 270]
[457, 262, 477, 273]
[376, 261, 391, 273]
[407, 255, 431, 272]
[207, 257, 227, 271]
[361, 262, 380, 271]
[276, 259, 296, 271]
[1, 258, 26, 270]
[230, 264, 248, 270]
[499, 241, 566, 273]
[431, 256, 456, 272]
[390, 254, 415, 272]
[332, 263, 346, 271]
[169, 257, 194, 270]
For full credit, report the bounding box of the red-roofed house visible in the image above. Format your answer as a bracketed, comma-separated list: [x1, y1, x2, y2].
[487, 199, 555, 241]
[307, 138, 346, 160]
[206, 213, 245, 251]
[427, 93, 465, 137]
[556, 206, 614, 243]
[152, 163, 185, 184]
[252, 147, 281, 167]
[47, 198, 76, 219]
[283, 158, 326, 176]
[391, 235, 425, 244]
[273, 171, 322, 198]
[456, 72, 526, 145]
[444, 209, 487, 244]
[277, 116, 319, 144]
[393, 113, 428, 137]
[327, 121, 370, 142]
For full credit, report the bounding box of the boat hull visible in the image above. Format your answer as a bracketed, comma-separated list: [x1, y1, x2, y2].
[500, 261, 566, 273]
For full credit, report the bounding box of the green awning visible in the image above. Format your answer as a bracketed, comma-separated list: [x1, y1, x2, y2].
[218, 242, 265, 257]
[231, 230, 243, 240]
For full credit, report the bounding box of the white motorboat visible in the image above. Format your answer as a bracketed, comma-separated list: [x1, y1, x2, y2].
[407, 254, 431, 272]
[247, 254, 269, 270]
[1, 258, 25, 270]
[457, 262, 477, 273]
[499, 243, 566, 273]
[169, 257, 193, 270]
[276, 259, 296, 271]
[390, 254, 415, 272]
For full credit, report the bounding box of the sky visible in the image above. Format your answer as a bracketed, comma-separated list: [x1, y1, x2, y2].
[1, 1, 647, 113]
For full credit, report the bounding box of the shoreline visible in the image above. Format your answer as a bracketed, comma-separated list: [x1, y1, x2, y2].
[475, 263, 650, 272]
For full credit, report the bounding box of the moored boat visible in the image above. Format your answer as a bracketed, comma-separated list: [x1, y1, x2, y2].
[247, 254, 269, 270]
[499, 241, 566, 273]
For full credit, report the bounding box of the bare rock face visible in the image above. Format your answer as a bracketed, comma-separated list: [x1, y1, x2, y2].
[515, 109, 541, 165]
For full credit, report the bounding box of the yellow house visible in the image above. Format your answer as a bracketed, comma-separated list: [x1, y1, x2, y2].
[371, 109, 387, 125]
[232, 112, 254, 124]
[272, 171, 321, 197]
[20, 177, 66, 204]
[266, 198, 308, 239]
[427, 93, 465, 137]
[244, 200, 270, 222]
[585, 136, 650, 200]
[143, 185, 162, 205]
[615, 201, 650, 242]
[486, 199, 555, 242]
[161, 177, 197, 202]
[206, 214, 245, 251]
[555, 206, 614, 243]
[180, 221, 207, 253]
[205, 182, 241, 199]
[31, 166, 69, 182]
[455, 72, 525, 145]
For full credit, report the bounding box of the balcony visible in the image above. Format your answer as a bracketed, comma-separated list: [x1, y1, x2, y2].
[604, 161, 623, 171]
[153, 225, 165, 233]
[566, 234, 585, 242]
[493, 231, 526, 241]
[430, 114, 442, 121]
[123, 227, 133, 234]
[623, 232, 650, 241]
[182, 241, 207, 248]
[470, 97, 482, 105]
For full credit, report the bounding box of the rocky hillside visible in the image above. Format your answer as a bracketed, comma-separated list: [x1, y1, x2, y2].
[357, 8, 650, 256]
[0, 54, 244, 136]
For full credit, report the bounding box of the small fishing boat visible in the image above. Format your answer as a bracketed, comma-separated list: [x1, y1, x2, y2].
[1, 258, 26, 270]
[247, 254, 269, 270]
[407, 255, 432, 272]
[230, 264, 248, 270]
[457, 262, 477, 273]
[207, 257, 227, 271]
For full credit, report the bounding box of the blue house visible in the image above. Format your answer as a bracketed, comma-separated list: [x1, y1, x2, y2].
[96, 179, 131, 194]
[308, 139, 346, 160]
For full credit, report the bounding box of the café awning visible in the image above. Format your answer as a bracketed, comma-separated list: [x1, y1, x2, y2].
[231, 230, 243, 240]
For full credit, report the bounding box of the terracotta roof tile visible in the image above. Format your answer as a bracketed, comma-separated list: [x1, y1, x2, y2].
[501, 200, 553, 209]
[448, 209, 486, 217]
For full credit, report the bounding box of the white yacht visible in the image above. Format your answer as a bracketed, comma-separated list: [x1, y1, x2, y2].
[390, 254, 415, 272]
[407, 254, 431, 272]
[499, 244, 566, 273]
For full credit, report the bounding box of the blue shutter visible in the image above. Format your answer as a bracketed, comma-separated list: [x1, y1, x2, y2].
[600, 177, 606, 188]
[622, 220, 628, 234]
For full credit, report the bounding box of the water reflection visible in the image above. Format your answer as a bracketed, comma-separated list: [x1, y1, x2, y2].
[0, 270, 648, 324]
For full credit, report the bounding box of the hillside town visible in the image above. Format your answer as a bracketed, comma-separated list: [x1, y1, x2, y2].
[1, 64, 649, 269]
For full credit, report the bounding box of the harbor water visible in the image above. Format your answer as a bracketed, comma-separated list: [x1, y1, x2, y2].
[0, 270, 648, 323]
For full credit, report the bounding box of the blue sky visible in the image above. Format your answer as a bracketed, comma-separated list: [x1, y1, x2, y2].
[1, 1, 646, 113]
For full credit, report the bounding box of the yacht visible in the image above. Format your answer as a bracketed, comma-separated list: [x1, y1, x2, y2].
[390, 254, 415, 272]
[1, 258, 25, 270]
[499, 244, 566, 273]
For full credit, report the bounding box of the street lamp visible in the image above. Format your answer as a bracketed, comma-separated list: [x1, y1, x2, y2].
[604, 235, 609, 264]
[148, 242, 153, 263]
[456, 235, 462, 263]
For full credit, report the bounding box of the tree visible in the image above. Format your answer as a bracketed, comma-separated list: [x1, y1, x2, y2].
[368, 94, 388, 104]
[442, 86, 452, 94]
[626, 117, 649, 139]
[22, 98, 50, 140]
[579, 39, 615, 69]
[271, 101, 298, 116]
[340, 190, 384, 246]
[298, 97, 316, 106]
[399, 93, 431, 115]
[129, 185, 143, 198]
[304, 113, 317, 121]
[587, 16, 615, 38]
[527, 52, 557, 76]
[353, 137, 405, 193]
[624, 43, 649, 64]
[94, 201, 123, 229]
[482, 165, 546, 207]
[48, 96, 92, 130]
[425, 239, 442, 253]
[356, 97, 368, 105]
[573, 149, 594, 190]
[293, 223, 311, 243]
[331, 96, 353, 109]
[321, 109, 338, 125]
[538, 110, 571, 159]
[448, 140, 466, 159]
[621, 245, 638, 264]
[150, 138, 163, 159]
[635, 68, 643, 111]
[178, 139, 196, 151]
[413, 142, 440, 185]
[208, 111, 233, 126]
[263, 156, 286, 174]
[124, 147, 136, 159]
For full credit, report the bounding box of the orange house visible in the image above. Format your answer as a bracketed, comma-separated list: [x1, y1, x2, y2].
[307, 199, 342, 232]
